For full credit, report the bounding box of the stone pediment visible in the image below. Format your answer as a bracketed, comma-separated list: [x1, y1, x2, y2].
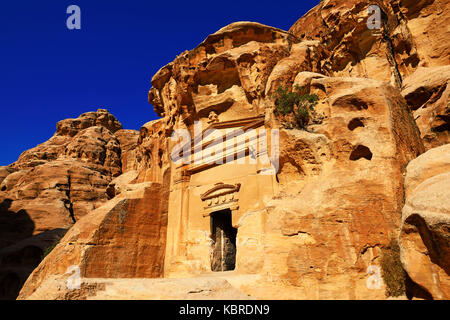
[176, 115, 265, 161]
[200, 183, 241, 216]
[176, 115, 266, 174]
[200, 182, 241, 201]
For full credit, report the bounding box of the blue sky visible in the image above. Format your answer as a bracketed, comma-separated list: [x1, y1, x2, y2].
[0, 0, 318, 166]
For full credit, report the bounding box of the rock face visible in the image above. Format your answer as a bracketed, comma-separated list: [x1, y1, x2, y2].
[0, 109, 139, 300]
[55, 109, 123, 138]
[402, 66, 450, 150]
[289, 0, 450, 87]
[288, 0, 450, 148]
[13, 0, 450, 300]
[17, 180, 169, 300]
[400, 144, 450, 300]
[253, 75, 423, 299]
[148, 22, 301, 122]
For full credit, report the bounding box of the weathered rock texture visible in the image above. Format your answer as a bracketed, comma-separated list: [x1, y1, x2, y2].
[17, 179, 169, 300]
[400, 144, 450, 300]
[0, 109, 139, 300]
[289, 0, 450, 148]
[402, 66, 450, 150]
[12, 0, 450, 300]
[256, 75, 424, 299]
[289, 0, 450, 86]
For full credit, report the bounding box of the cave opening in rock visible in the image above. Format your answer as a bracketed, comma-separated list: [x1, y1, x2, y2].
[348, 118, 365, 131]
[350, 145, 373, 161]
[210, 209, 237, 272]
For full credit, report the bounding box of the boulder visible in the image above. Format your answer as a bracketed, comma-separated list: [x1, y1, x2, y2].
[400, 144, 450, 300]
[401, 66, 450, 150]
[18, 181, 169, 299]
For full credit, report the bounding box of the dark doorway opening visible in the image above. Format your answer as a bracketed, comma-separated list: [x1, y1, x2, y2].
[210, 209, 237, 272]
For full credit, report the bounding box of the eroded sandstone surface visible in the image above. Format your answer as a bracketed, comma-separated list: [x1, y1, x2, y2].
[6, 0, 450, 300]
[402, 66, 450, 150]
[0, 109, 139, 299]
[400, 144, 450, 300]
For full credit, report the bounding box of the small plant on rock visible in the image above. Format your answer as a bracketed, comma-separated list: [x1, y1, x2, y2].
[273, 85, 319, 129]
[380, 236, 406, 297]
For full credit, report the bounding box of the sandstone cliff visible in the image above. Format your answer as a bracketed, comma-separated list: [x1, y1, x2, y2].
[0, 109, 139, 299]
[8, 0, 450, 300]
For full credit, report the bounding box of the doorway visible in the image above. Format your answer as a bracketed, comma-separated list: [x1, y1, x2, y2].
[210, 209, 237, 272]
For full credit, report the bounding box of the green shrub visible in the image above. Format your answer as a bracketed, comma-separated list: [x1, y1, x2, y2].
[273, 85, 319, 129]
[295, 103, 310, 128]
[273, 86, 297, 116]
[380, 237, 406, 297]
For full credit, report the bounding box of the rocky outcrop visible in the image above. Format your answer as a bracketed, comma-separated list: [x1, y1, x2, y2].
[55, 109, 123, 138]
[0, 109, 139, 300]
[258, 75, 424, 299]
[18, 180, 169, 299]
[289, 0, 450, 88]
[402, 66, 450, 150]
[400, 144, 450, 300]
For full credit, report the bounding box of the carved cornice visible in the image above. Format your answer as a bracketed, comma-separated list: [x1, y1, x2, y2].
[200, 182, 241, 217]
[176, 115, 265, 161]
[200, 182, 241, 201]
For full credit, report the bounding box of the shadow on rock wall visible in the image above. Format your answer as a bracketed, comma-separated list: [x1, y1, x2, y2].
[0, 199, 67, 300]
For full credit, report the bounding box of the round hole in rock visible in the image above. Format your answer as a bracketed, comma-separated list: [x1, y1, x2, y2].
[348, 118, 365, 131]
[350, 145, 373, 161]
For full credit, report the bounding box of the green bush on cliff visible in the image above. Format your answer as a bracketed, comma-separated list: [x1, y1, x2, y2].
[273, 85, 319, 129]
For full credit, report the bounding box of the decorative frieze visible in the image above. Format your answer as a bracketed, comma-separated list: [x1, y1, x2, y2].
[200, 182, 241, 216]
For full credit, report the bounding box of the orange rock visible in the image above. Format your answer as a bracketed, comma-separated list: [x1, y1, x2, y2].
[114, 129, 140, 173]
[0, 109, 138, 300]
[289, 0, 450, 88]
[17, 181, 169, 299]
[0, 166, 17, 186]
[402, 66, 450, 150]
[56, 109, 122, 137]
[400, 144, 450, 300]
